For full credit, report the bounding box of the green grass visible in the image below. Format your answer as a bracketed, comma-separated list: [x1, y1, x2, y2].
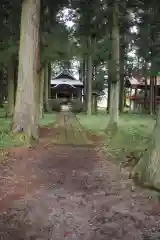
[0, 107, 6, 118]
[77, 112, 155, 162]
[40, 113, 56, 126]
[0, 109, 56, 149]
[77, 112, 107, 134]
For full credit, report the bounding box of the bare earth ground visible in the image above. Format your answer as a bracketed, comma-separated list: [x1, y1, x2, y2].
[0, 112, 160, 240]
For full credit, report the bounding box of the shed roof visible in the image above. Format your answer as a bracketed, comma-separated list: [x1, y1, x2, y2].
[54, 69, 76, 80]
[126, 76, 160, 87]
[51, 69, 83, 86]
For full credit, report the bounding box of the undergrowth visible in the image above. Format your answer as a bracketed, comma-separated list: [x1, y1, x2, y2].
[0, 109, 56, 149]
[78, 112, 155, 163]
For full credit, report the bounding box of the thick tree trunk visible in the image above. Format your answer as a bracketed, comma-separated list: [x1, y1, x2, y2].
[153, 77, 157, 114]
[7, 56, 15, 117]
[14, 59, 18, 104]
[82, 57, 86, 83]
[144, 60, 148, 112]
[86, 36, 93, 115]
[44, 63, 50, 112]
[150, 76, 154, 116]
[48, 63, 51, 99]
[0, 70, 4, 107]
[107, 59, 112, 113]
[79, 60, 83, 82]
[83, 56, 87, 110]
[132, 107, 160, 190]
[92, 95, 97, 114]
[107, 82, 111, 113]
[12, 0, 40, 141]
[86, 53, 92, 115]
[107, 0, 120, 132]
[107, 24, 112, 113]
[119, 34, 125, 112]
[39, 68, 45, 118]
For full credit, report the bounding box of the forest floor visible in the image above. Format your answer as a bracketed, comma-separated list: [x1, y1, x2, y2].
[0, 111, 160, 239]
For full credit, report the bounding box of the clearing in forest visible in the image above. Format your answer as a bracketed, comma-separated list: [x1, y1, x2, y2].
[0, 112, 159, 240]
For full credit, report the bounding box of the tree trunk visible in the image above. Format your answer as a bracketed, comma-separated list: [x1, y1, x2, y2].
[107, 21, 112, 113]
[7, 56, 15, 117]
[92, 95, 97, 114]
[86, 53, 92, 115]
[39, 68, 45, 118]
[132, 107, 160, 190]
[107, 0, 120, 132]
[12, 0, 40, 141]
[0, 70, 4, 107]
[86, 36, 93, 115]
[83, 56, 87, 110]
[14, 59, 18, 104]
[82, 57, 86, 83]
[153, 77, 157, 114]
[48, 63, 51, 99]
[79, 60, 83, 82]
[119, 33, 125, 112]
[107, 59, 112, 113]
[44, 63, 50, 112]
[144, 60, 148, 112]
[150, 76, 154, 116]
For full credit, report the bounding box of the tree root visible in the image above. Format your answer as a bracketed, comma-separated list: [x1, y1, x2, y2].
[105, 122, 118, 138]
[12, 125, 23, 133]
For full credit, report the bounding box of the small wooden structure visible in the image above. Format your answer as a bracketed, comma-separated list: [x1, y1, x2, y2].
[50, 69, 83, 112]
[125, 75, 160, 113]
[51, 69, 83, 101]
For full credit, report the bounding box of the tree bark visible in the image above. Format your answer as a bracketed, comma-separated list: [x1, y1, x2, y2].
[132, 107, 160, 190]
[86, 53, 92, 115]
[107, 58, 112, 113]
[83, 56, 87, 110]
[48, 63, 51, 99]
[79, 60, 83, 82]
[119, 34, 125, 112]
[0, 70, 4, 107]
[82, 57, 86, 85]
[107, 21, 112, 113]
[14, 59, 18, 104]
[7, 57, 15, 117]
[144, 60, 148, 112]
[39, 68, 45, 118]
[44, 63, 50, 112]
[107, 0, 120, 132]
[86, 36, 93, 115]
[150, 76, 154, 116]
[12, 0, 40, 141]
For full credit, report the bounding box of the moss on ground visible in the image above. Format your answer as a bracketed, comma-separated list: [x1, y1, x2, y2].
[77, 112, 155, 163]
[0, 109, 56, 149]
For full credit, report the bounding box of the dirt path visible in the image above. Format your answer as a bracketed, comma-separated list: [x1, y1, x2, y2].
[52, 112, 92, 145]
[0, 112, 159, 239]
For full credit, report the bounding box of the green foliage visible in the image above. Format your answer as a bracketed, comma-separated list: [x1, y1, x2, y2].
[0, 0, 21, 66]
[93, 68, 106, 94]
[41, 23, 73, 63]
[132, 2, 160, 74]
[0, 108, 56, 149]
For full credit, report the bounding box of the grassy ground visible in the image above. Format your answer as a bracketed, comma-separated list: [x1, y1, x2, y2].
[77, 112, 155, 163]
[0, 109, 56, 149]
